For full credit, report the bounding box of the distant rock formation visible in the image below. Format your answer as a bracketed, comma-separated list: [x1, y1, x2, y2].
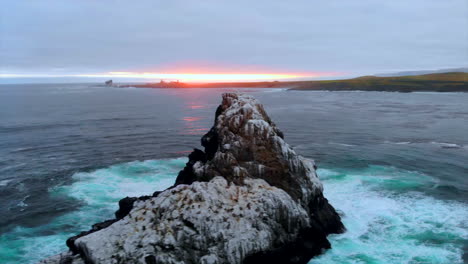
[105, 80, 113, 86]
[40, 93, 344, 264]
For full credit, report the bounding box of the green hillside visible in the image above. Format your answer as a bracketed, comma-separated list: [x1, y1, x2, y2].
[289, 72, 468, 92]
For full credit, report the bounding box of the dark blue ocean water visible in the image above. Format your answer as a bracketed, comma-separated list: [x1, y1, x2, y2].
[0, 84, 467, 263]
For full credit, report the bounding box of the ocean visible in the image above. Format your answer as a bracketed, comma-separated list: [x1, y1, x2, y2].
[0, 84, 467, 264]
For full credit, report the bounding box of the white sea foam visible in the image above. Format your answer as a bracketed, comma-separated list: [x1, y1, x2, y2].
[395, 141, 411, 145]
[310, 166, 468, 264]
[262, 88, 288, 93]
[0, 179, 12, 186]
[329, 142, 356, 147]
[384, 140, 466, 149]
[430, 142, 462, 149]
[0, 158, 187, 264]
[16, 195, 30, 208]
[383, 140, 412, 145]
[58, 158, 186, 208]
[16, 195, 30, 212]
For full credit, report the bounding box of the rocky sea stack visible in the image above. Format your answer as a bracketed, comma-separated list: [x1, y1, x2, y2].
[40, 93, 344, 264]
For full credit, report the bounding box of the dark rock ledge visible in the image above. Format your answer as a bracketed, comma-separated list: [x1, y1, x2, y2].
[39, 93, 344, 264]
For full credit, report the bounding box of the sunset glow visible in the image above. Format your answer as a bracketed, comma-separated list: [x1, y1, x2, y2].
[0, 71, 340, 82]
[80, 71, 320, 82]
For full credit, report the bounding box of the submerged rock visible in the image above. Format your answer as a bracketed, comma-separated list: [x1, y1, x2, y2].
[41, 93, 344, 264]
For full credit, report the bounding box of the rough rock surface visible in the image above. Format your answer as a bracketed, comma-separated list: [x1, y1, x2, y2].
[76, 177, 312, 264]
[37, 251, 84, 264]
[40, 93, 344, 264]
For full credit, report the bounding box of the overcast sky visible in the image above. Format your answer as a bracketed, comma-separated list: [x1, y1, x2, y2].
[1, 0, 467, 79]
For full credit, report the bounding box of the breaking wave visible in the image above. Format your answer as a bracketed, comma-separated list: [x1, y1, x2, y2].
[310, 166, 468, 264]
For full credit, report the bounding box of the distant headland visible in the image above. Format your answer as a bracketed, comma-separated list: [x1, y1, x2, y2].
[125, 72, 468, 92]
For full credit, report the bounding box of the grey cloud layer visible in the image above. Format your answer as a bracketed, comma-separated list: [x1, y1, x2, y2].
[1, 0, 467, 75]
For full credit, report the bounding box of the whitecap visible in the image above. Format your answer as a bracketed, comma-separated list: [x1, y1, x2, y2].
[383, 140, 411, 145]
[16, 195, 30, 211]
[329, 142, 356, 147]
[394, 141, 411, 145]
[430, 142, 462, 149]
[262, 88, 288, 93]
[0, 179, 12, 186]
[12, 147, 34, 152]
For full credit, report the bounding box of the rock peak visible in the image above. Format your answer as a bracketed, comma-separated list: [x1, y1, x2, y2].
[177, 93, 323, 205]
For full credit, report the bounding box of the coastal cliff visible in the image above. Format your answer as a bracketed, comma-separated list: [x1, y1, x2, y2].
[40, 93, 344, 264]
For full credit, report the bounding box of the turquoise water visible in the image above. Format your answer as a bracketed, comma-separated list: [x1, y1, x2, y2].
[0, 158, 187, 264]
[1, 159, 466, 263]
[310, 166, 468, 264]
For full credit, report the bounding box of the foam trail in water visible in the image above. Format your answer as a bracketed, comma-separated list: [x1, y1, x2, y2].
[0, 158, 187, 264]
[0, 179, 12, 186]
[310, 166, 468, 264]
[430, 142, 462, 149]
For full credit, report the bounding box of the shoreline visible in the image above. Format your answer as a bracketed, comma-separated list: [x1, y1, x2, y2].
[123, 72, 468, 93]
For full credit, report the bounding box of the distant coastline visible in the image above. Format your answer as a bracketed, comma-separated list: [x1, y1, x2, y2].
[126, 72, 468, 92]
